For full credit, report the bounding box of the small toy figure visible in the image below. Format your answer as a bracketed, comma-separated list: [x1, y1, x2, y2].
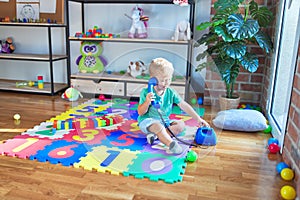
[173, 0, 189, 6]
[172, 21, 191, 41]
[76, 41, 107, 73]
[0, 37, 15, 53]
[126, 6, 149, 38]
[61, 87, 83, 102]
[127, 60, 147, 78]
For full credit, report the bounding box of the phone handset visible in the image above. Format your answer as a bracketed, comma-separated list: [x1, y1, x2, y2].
[148, 77, 160, 109]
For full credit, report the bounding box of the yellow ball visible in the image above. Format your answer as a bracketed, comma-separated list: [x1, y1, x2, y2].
[13, 113, 20, 120]
[281, 168, 294, 181]
[280, 185, 296, 200]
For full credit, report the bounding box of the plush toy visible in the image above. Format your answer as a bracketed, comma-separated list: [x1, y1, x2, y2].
[173, 0, 189, 6]
[127, 60, 146, 78]
[126, 6, 149, 39]
[172, 21, 191, 41]
[0, 37, 15, 53]
[76, 41, 107, 73]
[61, 87, 83, 102]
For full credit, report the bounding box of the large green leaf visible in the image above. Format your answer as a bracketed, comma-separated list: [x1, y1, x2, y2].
[254, 31, 273, 53]
[195, 33, 218, 47]
[214, 55, 235, 73]
[226, 14, 260, 39]
[239, 53, 259, 72]
[221, 64, 240, 85]
[249, 0, 273, 27]
[214, 26, 233, 42]
[196, 51, 208, 61]
[224, 42, 247, 59]
[213, 7, 237, 21]
[195, 61, 211, 72]
[214, 0, 244, 11]
[196, 22, 212, 31]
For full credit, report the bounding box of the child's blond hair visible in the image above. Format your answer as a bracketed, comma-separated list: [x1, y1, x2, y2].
[149, 58, 174, 77]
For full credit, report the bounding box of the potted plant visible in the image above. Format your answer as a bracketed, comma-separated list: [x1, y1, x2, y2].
[194, 0, 273, 110]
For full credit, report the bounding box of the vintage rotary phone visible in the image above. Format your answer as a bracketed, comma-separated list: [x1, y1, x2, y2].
[148, 77, 161, 109]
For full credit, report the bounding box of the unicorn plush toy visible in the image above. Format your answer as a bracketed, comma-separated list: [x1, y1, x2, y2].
[126, 6, 149, 39]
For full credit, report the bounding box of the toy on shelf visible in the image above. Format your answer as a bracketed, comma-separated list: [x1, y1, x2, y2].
[76, 41, 107, 73]
[16, 81, 37, 88]
[127, 60, 147, 78]
[74, 26, 120, 39]
[37, 75, 44, 89]
[172, 20, 191, 41]
[0, 37, 15, 53]
[126, 6, 149, 39]
[61, 87, 83, 102]
[173, 0, 189, 6]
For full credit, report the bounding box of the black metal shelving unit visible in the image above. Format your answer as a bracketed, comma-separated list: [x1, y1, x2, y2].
[0, 22, 70, 95]
[66, 0, 195, 100]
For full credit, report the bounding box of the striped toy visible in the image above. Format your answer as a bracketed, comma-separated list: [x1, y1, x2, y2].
[52, 115, 123, 130]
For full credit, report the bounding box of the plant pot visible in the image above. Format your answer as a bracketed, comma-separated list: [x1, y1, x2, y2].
[219, 95, 240, 110]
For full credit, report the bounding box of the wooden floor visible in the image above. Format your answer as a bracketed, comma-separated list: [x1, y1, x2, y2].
[0, 91, 293, 200]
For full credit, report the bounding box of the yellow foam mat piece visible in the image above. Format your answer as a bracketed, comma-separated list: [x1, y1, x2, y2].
[74, 146, 140, 175]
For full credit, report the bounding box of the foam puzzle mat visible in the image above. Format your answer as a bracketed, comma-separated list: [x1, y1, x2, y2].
[0, 98, 204, 184]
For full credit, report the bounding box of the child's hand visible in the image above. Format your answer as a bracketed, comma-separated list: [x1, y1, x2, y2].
[145, 92, 154, 105]
[198, 118, 210, 127]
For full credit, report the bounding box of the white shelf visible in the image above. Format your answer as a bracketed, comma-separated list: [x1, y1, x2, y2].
[0, 53, 68, 61]
[0, 79, 68, 94]
[69, 36, 189, 45]
[0, 21, 69, 95]
[71, 72, 186, 85]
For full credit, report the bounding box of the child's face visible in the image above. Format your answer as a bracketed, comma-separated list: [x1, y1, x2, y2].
[155, 74, 172, 91]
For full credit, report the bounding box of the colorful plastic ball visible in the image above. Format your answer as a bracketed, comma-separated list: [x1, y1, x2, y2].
[186, 150, 198, 162]
[268, 138, 279, 146]
[268, 143, 280, 154]
[281, 168, 294, 181]
[13, 113, 21, 120]
[240, 104, 246, 109]
[197, 97, 203, 105]
[98, 94, 105, 101]
[280, 185, 296, 200]
[191, 98, 197, 105]
[276, 162, 289, 174]
[255, 106, 262, 112]
[263, 125, 272, 133]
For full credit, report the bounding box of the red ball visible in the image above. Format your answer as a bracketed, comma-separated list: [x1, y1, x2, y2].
[98, 94, 105, 101]
[268, 143, 280, 154]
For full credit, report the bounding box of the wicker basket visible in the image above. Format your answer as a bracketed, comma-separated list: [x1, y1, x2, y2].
[219, 95, 240, 110]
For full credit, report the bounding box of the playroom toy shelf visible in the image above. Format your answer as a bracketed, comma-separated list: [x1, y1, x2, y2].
[0, 23, 70, 95]
[66, 0, 195, 99]
[68, 36, 189, 45]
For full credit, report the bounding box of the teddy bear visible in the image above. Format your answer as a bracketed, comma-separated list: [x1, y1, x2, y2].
[127, 60, 146, 78]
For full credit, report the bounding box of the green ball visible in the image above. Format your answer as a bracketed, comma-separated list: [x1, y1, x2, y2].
[191, 98, 197, 105]
[186, 150, 198, 162]
[263, 125, 272, 133]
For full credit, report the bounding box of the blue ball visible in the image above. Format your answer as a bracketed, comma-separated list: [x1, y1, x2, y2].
[268, 138, 279, 146]
[276, 162, 289, 174]
[197, 97, 203, 105]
